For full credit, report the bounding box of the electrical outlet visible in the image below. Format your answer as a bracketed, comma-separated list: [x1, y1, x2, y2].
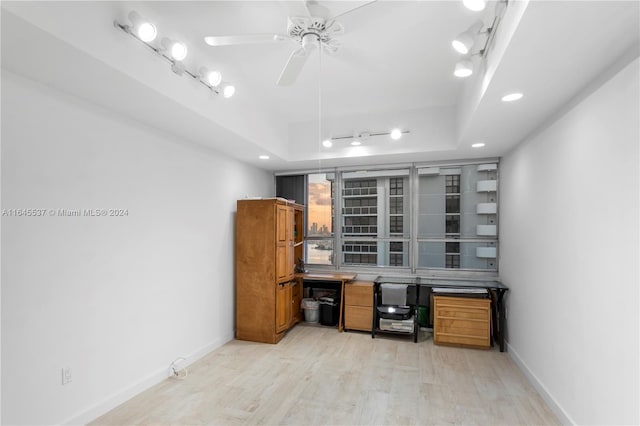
[62, 367, 72, 385]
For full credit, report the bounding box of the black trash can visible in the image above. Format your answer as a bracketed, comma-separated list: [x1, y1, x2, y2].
[319, 297, 339, 326]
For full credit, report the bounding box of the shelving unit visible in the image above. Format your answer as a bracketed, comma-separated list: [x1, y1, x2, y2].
[371, 276, 419, 343]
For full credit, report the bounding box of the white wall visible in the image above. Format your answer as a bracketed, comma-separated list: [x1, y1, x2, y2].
[500, 57, 639, 425]
[1, 71, 273, 425]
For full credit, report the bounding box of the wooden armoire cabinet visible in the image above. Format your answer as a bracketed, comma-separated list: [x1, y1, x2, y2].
[236, 198, 304, 343]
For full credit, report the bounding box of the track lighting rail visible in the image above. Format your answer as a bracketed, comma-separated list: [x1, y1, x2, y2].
[330, 130, 410, 141]
[114, 11, 235, 98]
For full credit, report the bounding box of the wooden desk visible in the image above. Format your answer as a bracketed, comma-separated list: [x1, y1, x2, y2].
[374, 276, 509, 351]
[295, 272, 357, 332]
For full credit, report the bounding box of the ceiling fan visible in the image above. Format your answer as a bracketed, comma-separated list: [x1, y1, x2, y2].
[204, 1, 376, 86]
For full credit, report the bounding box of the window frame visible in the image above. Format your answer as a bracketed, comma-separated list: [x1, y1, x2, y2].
[275, 159, 499, 277]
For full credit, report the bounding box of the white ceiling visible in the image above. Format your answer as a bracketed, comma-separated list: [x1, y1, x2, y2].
[2, 1, 639, 172]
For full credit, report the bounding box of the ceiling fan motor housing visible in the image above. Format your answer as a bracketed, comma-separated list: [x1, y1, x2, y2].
[287, 17, 343, 53]
[287, 16, 326, 38]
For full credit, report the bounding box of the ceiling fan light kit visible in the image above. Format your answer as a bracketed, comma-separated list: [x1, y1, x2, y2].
[451, 0, 508, 78]
[114, 10, 235, 98]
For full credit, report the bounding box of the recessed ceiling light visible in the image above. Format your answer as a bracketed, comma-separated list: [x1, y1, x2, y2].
[259, 155, 269, 160]
[322, 139, 333, 148]
[390, 129, 402, 140]
[472, 142, 485, 148]
[501, 92, 523, 102]
[463, 0, 486, 12]
[351, 141, 362, 146]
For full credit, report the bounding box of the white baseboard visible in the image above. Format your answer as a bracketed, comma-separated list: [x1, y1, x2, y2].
[507, 342, 575, 425]
[62, 332, 235, 426]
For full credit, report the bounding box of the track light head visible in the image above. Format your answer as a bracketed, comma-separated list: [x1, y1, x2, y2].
[463, 0, 486, 12]
[452, 35, 473, 55]
[199, 67, 222, 87]
[390, 129, 402, 140]
[222, 83, 236, 98]
[127, 11, 157, 42]
[161, 37, 188, 61]
[454, 59, 473, 77]
[452, 20, 484, 55]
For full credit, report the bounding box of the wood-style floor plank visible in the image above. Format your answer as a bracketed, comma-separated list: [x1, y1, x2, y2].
[91, 326, 560, 425]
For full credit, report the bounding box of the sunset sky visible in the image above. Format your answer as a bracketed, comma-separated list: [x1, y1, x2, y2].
[307, 174, 332, 234]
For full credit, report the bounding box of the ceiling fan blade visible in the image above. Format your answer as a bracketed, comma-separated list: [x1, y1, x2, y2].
[276, 47, 310, 86]
[323, 20, 345, 37]
[204, 34, 288, 47]
[284, 0, 312, 17]
[328, 0, 377, 20]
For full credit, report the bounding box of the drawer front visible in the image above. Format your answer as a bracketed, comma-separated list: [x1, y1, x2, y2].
[435, 332, 490, 348]
[433, 320, 490, 347]
[436, 306, 489, 321]
[345, 306, 373, 331]
[434, 297, 490, 320]
[437, 318, 490, 335]
[435, 296, 490, 309]
[345, 285, 373, 307]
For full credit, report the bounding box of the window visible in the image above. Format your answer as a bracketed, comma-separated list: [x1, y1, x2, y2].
[306, 173, 334, 265]
[341, 170, 409, 267]
[277, 161, 498, 272]
[417, 164, 498, 270]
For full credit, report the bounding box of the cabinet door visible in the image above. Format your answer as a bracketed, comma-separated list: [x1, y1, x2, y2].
[276, 282, 292, 333]
[275, 205, 294, 281]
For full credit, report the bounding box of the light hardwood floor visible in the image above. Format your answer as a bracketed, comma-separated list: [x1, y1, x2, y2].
[91, 326, 559, 425]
